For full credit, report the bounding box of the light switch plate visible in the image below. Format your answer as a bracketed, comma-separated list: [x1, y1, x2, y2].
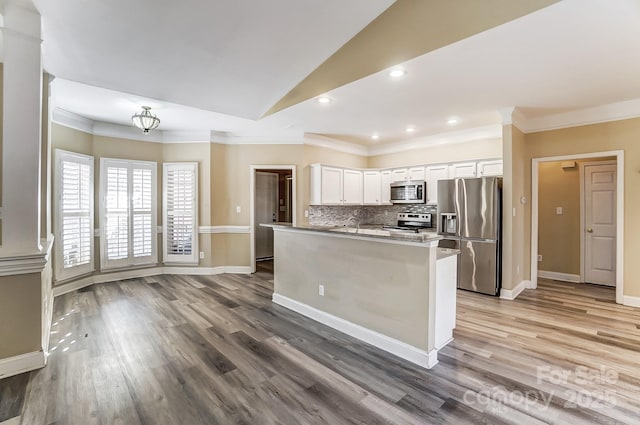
[556, 207, 563, 215]
[236, 206, 241, 213]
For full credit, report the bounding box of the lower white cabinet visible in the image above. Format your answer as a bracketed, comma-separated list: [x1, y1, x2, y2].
[425, 165, 450, 204]
[477, 160, 503, 176]
[363, 171, 381, 205]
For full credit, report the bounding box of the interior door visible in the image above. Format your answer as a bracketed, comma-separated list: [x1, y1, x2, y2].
[584, 163, 616, 286]
[255, 172, 279, 260]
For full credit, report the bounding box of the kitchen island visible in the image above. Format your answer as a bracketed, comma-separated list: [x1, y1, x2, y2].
[265, 223, 458, 369]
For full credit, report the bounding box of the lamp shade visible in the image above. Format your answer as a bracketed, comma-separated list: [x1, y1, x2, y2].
[131, 106, 160, 134]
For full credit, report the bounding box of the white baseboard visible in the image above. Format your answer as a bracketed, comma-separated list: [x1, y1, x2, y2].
[272, 293, 439, 369]
[500, 280, 532, 300]
[0, 351, 45, 379]
[538, 270, 581, 283]
[53, 265, 254, 297]
[623, 295, 640, 308]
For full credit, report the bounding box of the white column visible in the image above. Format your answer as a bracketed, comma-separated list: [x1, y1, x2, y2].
[1, 1, 43, 254]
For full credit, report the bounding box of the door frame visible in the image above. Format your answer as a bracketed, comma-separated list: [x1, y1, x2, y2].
[249, 165, 297, 273]
[531, 151, 624, 304]
[579, 160, 617, 285]
[255, 171, 280, 261]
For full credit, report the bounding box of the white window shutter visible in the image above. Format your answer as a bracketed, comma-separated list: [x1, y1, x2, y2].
[100, 158, 157, 270]
[163, 162, 198, 264]
[55, 150, 94, 281]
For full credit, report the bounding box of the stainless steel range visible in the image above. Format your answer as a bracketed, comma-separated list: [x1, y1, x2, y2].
[383, 208, 437, 233]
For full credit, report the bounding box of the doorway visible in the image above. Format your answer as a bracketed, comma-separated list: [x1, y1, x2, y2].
[531, 151, 624, 304]
[250, 165, 296, 273]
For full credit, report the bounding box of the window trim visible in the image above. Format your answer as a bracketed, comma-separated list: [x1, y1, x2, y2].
[163, 162, 199, 265]
[54, 149, 95, 281]
[99, 157, 158, 271]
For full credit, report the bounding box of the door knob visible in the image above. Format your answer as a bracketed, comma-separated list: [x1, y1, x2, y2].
[587, 228, 593, 233]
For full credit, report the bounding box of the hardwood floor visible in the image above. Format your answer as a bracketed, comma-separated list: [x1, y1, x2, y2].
[2, 267, 640, 424]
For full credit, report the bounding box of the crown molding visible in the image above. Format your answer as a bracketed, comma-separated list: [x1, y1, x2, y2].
[519, 98, 640, 133]
[367, 124, 502, 157]
[52, 108, 95, 134]
[211, 131, 304, 145]
[303, 133, 369, 156]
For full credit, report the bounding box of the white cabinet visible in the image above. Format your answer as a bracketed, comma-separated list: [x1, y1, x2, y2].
[408, 166, 425, 181]
[391, 168, 408, 182]
[380, 170, 392, 205]
[477, 160, 503, 177]
[310, 164, 362, 205]
[363, 171, 381, 205]
[343, 169, 363, 205]
[449, 162, 477, 178]
[425, 165, 450, 204]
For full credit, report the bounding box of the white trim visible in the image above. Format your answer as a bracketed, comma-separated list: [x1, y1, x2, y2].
[531, 151, 624, 305]
[0, 237, 54, 276]
[622, 295, 640, 308]
[499, 280, 532, 300]
[538, 270, 581, 283]
[272, 293, 439, 369]
[199, 225, 252, 234]
[51, 266, 253, 297]
[52, 108, 94, 134]
[0, 351, 45, 379]
[250, 165, 297, 274]
[303, 133, 369, 156]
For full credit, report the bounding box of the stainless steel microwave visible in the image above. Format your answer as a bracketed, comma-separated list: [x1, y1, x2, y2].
[390, 180, 426, 204]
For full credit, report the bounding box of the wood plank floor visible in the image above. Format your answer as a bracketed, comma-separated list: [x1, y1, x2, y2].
[2, 265, 640, 424]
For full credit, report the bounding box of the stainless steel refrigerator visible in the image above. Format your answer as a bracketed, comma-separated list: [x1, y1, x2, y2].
[437, 177, 502, 296]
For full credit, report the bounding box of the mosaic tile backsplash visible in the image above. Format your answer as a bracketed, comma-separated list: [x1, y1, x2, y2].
[308, 204, 436, 227]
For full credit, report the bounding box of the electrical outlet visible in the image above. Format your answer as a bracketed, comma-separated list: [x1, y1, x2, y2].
[353, 209, 359, 216]
[556, 207, 563, 215]
[236, 206, 241, 213]
[304, 210, 309, 218]
[538, 254, 543, 262]
[199, 251, 205, 259]
[319, 284, 325, 296]
[516, 265, 520, 275]
[512, 207, 516, 217]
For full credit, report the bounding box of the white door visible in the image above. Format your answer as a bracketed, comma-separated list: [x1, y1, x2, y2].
[380, 170, 392, 204]
[584, 163, 616, 286]
[449, 162, 477, 178]
[408, 166, 425, 181]
[255, 172, 278, 260]
[391, 168, 408, 182]
[343, 169, 363, 205]
[321, 166, 343, 204]
[425, 165, 449, 204]
[363, 171, 381, 205]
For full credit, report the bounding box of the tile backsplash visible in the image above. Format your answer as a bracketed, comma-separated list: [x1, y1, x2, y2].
[309, 204, 436, 226]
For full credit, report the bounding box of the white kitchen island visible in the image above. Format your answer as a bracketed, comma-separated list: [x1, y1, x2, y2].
[266, 223, 458, 369]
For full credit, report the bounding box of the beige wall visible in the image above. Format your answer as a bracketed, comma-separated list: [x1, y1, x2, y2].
[0, 273, 42, 358]
[367, 138, 502, 168]
[505, 117, 640, 297]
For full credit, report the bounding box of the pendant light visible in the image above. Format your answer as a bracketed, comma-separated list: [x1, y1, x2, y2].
[131, 106, 160, 135]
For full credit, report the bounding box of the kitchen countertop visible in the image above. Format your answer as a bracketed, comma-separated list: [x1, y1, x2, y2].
[263, 222, 443, 245]
[436, 248, 461, 260]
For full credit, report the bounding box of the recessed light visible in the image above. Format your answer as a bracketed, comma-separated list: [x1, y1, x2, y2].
[405, 126, 416, 133]
[317, 96, 332, 104]
[371, 134, 380, 140]
[447, 118, 458, 125]
[389, 69, 407, 78]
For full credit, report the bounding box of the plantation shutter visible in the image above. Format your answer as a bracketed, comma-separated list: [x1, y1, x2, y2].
[163, 162, 198, 264]
[100, 158, 157, 270]
[55, 150, 94, 280]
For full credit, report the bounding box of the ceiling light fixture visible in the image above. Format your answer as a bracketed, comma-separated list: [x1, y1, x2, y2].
[317, 96, 332, 104]
[371, 134, 380, 140]
[131, 106, 160, 135]
[405, 126, 416, 133]
[389, 68, 407, 78]
[447, 118, 458, 125]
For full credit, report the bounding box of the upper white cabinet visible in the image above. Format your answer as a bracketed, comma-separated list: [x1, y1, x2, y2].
[380, 170, 392, 205]
[477, 160, 503, 177]
[449, 162, 477, 178]
[363, 171, 381, 205]
[408, 166, 425, 181]
[343, 169, 363, 205]
[391, 168, 408, 182]
[425, 165, 450, 205]
[310, 165, 362, 205]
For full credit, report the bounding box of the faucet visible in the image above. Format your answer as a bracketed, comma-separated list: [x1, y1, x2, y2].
[346, 215, 360, 233]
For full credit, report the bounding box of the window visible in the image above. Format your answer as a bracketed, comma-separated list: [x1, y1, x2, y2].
[163, 162, 198, 264]
[100, 158, 157, 270]
[54, 150, 94, 280]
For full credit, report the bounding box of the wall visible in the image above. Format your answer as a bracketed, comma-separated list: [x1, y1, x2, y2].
[0, 273, 41, 358]
[523, 118, 640, 297]
[537, 158, 615, 275]
[367, 138, 502, 168]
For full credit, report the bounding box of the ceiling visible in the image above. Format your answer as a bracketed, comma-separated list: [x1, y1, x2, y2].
[36, 0, 640, 146]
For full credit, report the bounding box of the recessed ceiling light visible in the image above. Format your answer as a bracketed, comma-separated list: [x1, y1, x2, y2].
[371, 134, 380, 140]
[405, 126, 416, 133]
[317, 96, 332, 104]
[447, 118, 458, 125]
[389, 69, 407, 78]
